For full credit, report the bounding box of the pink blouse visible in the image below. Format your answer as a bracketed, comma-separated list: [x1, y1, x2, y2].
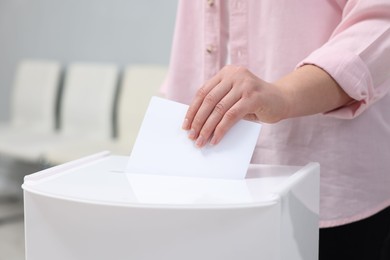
[161, 0, 390, 228]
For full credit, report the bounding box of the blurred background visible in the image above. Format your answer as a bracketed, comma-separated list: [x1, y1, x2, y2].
[0, 0, 178, 259]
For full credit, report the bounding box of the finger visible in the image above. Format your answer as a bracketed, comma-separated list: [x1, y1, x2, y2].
[189, 80, 232, 141]
[209, 98, 250, 146]
[195, 89, 240, 148]
[182, 76, 221, 131]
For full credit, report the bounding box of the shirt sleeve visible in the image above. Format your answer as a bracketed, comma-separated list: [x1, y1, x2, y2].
[297, 0, 390, 119]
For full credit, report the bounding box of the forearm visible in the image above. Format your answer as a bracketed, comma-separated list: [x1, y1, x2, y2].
[274, 65, 354, 119]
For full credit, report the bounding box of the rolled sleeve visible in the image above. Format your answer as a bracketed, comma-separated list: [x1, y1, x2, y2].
[298, 47, 373, 119]
[298, 0, 390, 119]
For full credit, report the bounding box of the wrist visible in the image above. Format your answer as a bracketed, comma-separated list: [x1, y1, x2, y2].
[272, 81, 294, 121]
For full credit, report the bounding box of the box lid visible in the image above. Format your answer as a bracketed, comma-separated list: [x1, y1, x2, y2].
[22, 152, 306, 208]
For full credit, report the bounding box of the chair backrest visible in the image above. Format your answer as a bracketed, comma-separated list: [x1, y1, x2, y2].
[117, 65, 168, 147]
[60, 62, 119, 139]
[11, 59, 62, 131]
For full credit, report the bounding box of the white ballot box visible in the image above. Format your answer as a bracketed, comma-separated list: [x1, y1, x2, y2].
[23, 152, 319, 260]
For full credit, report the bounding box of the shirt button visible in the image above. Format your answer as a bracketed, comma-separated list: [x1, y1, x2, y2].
[206, 45, 214, 54]
[207, 0, 215, 7]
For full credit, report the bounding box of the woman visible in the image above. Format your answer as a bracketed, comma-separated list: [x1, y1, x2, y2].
[161, 0, 390, 259]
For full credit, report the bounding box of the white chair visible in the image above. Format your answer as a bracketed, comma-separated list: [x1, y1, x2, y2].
[44, 64, 168, 165]
[0, 60, 61, 140]
[117, 65, 169, 150]
[0, 62, 119, 163]
[60, 62, 118, 139]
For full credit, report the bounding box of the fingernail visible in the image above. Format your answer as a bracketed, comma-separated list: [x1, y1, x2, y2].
[182, 118, 189, 130]
[210, 135, 218, 145]
[188, 128, 196, 140]
[195, 135, 205, 148]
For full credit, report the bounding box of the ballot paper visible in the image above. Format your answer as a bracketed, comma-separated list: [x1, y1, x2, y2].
[126, 96, 262, 179]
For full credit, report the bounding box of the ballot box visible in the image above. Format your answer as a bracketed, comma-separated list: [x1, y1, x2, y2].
[23, 151, 319, 260]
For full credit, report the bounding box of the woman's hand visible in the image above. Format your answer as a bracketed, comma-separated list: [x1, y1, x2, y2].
[182, 65, 291, 148]
[182, 64, 353, 148]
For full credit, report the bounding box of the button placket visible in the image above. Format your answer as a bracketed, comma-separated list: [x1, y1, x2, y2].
[228, 0, 248, 66]
[203, 0, 221, 80]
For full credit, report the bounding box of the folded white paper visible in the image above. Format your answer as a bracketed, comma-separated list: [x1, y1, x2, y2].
[126, 96, 262, 179]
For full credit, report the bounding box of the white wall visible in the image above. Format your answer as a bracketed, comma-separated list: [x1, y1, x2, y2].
[0, 0, 178, 121]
